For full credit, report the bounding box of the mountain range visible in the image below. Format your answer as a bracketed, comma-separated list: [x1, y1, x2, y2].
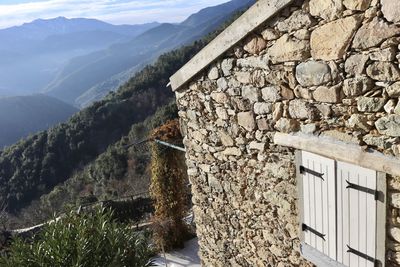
[0, 0, 254, 107]
[0, 17, 159, 96]
[0, 0, 255, 217]
[0, 0, 254, 149]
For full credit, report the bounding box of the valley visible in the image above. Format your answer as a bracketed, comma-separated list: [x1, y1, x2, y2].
[0, 0, 253, 224]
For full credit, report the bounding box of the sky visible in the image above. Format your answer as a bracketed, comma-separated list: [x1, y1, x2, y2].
[0, 0, 229, 29]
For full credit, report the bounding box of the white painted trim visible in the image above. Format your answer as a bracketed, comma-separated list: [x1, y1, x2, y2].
[301, 243, 347, 267]
[295, 151, 305, 243]
[376, 172, 387, 267]
[274, 132, 400, 177]
[169, 0, 294, 91]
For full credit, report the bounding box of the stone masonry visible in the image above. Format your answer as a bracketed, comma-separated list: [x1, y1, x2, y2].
[173, 0, 400, 266]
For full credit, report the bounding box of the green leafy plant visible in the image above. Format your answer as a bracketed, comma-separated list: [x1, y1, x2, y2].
[0, 208, 154, 267]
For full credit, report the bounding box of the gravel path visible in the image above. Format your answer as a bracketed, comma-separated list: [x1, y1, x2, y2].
[153, 238, 201, 267]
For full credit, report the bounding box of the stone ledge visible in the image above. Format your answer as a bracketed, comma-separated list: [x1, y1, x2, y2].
[274, 132, 400, 177]
[169, 0, 294, 92]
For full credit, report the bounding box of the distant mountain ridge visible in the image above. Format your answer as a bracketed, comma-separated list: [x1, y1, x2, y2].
[45, 0, 256, 107]
[0, 94, 78, 148]
[0, 0, 254, 104]
[0, 17, 160, 42]
[0, 18, 160, 96]
[181, 0, 253, 27]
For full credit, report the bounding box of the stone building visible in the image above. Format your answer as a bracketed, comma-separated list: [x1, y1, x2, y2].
[169, 0, 400, 266]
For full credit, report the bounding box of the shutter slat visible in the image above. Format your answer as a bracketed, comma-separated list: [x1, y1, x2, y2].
[303, 158, 311, 245]
[349, 169, 359, 267]
[315, 162, 324, 252]
[338, 167, 351, 265]
[327, 162, 336, 258]
[366, 169, 377, 267]
[359, 173, 368, 267]
[337, 169, 343, 264]
[309, 160, 316, 248]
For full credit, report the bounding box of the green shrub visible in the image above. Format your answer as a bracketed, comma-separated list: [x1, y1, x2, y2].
[0, 208, 154, 267]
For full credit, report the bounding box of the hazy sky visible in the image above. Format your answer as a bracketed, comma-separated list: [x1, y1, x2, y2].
[0, 0, 229, 29]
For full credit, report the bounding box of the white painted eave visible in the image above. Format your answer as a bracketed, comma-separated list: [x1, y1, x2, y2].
[169, 0, 295, 92]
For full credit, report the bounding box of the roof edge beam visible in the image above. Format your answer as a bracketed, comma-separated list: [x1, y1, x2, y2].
[169, 0, 294, 91]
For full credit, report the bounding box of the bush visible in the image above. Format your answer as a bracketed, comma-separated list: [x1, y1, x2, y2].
[0, 208, 154, 267]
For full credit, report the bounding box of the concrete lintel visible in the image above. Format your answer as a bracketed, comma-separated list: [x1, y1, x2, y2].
[274, 132, 400, 177]
[169, 0, 294, 92]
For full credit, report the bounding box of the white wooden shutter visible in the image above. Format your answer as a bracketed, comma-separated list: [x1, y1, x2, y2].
[301, 151, 336, 259]
[336, 161, 377, 267]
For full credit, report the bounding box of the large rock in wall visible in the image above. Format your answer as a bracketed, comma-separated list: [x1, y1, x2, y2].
[175, 0, 400, 266]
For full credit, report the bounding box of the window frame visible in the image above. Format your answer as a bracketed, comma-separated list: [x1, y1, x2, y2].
[295, 150, 387, 267]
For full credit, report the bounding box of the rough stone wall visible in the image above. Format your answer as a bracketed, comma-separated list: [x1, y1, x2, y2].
[175, 0, 400, 266]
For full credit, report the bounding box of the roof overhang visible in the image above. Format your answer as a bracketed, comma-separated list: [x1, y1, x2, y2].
[169, 0, 295, 92]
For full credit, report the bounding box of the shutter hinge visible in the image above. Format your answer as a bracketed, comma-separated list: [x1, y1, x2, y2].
[347, 246, 381, 267]
[346, 180, 383, 201]
[300, 166, 324, 180]
[302, 223, 325, 240]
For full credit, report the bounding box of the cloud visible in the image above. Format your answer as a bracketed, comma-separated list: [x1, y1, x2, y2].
[0, 0, 228, 29]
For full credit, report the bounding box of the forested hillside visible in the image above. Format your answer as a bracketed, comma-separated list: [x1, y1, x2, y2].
[7, 102, 178, 228]
[0, 6, 248, 228]
[0, 95, 78, 148]
[0, 39, 206, 213]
